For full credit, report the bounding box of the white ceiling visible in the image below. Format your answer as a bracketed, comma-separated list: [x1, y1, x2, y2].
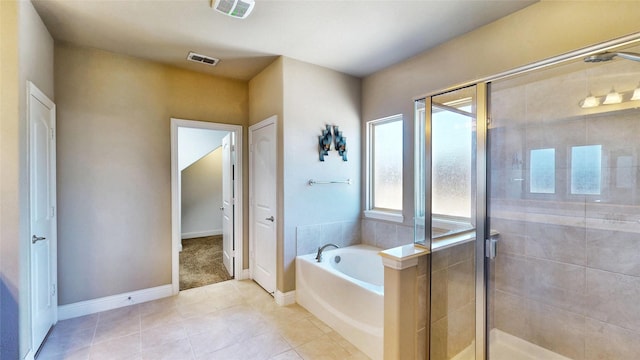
[33, 0, 537, 81]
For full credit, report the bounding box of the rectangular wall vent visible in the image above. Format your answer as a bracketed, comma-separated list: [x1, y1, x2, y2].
[212, 0, 255, 19]
[187, 52, 220, 67]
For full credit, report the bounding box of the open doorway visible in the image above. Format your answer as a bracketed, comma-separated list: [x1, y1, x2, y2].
[170, 119, 244, 294]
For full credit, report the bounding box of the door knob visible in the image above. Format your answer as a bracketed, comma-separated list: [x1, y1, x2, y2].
[220, 207, 224, 210]
[265, 216, 274, 222]
[32, 235, 46, 244]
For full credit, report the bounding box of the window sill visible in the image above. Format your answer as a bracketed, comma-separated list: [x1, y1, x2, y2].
[364, 210, 404, 223]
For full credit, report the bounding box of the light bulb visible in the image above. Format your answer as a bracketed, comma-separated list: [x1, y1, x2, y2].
[602, 88, 622, 105]
[579, 93, 599, 108]
[631, 83, 640, 101]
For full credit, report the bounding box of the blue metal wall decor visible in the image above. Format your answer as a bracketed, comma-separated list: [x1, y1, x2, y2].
[333, 126, 347, 161]
[318, 125, 348, 161]
[318, 125, 333, 161]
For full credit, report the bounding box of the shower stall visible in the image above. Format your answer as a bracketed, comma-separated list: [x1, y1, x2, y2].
[415, 36, 640, 359]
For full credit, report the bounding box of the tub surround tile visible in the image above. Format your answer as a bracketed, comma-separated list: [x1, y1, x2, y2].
[342, 220, 361, 246]
[397, 224, 414, 244]
[320, 222, 343, 247]
[361, 218, 376, 246]
[375, 221, 398, 249]
[296, 220, 362, 256]
[296, 224, 322, 256]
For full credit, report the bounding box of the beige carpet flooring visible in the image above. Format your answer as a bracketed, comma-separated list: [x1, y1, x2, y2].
[179, 235, 233, 290]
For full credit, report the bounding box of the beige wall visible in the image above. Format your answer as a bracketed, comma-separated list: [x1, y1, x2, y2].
[0, 1, 21, 358]
[281, 57, 361, 292]
[247, 58, 285, 282]
[362, 0, 640, 231]
[248, 57, 361, 292]
[55, 44, 247, 305]
[181, 148, 223, 237]
[0, 0, 55, 357]
[18, 2, 55, 356]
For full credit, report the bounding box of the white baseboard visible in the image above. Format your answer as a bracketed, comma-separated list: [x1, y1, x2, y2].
[58, 284, 173, 320]
[24, 348, 35, 360]
[181, 229, 222, 239]
[274, 290, 296, 306]
[238, 268, 250, 280]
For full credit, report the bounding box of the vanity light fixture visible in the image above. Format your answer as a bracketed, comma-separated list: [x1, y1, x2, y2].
[602, 87, 623, 105]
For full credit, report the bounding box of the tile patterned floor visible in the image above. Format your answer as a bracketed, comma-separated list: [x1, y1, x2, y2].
[37, 280, 369, 360]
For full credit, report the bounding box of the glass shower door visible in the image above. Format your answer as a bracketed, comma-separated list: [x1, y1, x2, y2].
[416, 85, 488, 360]
[487, 42, 640, 359]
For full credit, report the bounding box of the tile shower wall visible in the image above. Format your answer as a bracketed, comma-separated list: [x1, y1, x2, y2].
[489, 56, 640, 359]
[361, 218, 414, 249]
[430, 242, 475, 360]
[296, 220, 361, 256]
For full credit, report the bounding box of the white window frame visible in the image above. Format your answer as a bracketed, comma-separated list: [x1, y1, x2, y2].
[364, 114, 404, 223]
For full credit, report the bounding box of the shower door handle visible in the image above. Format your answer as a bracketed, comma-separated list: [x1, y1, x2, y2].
[485, 234, 499, 259]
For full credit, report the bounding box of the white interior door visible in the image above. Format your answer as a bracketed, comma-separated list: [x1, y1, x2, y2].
[221, 133, 234, 277]
[29, 82, 57, 352]
[250, 117, 277, 294]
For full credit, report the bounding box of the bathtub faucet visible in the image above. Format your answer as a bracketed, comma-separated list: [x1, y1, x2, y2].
[315, 243, 339, 262]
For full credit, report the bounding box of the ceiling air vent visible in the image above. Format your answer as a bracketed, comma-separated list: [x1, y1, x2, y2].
[187, 52, 220, 67]
[212, 0, 255, 19]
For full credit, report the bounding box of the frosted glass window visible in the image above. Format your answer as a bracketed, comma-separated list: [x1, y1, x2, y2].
[432, 106, 472, 218]
[369, 116, 403, 211]
[530, 148, 555, 194]
[571, 145, 602, 195]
